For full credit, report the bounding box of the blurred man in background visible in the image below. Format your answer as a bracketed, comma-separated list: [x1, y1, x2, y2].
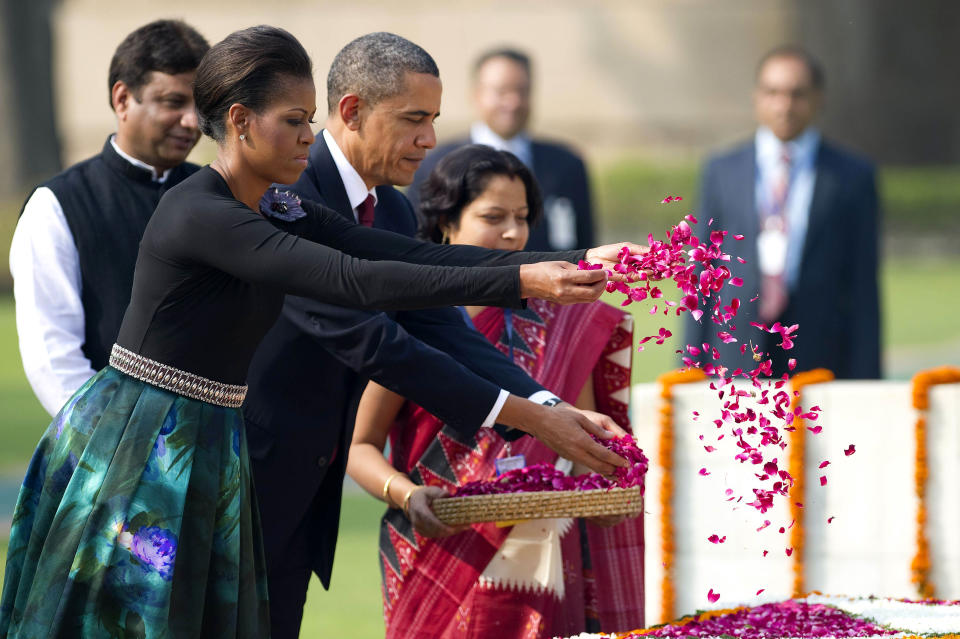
[685, 45, 881, 379]
[9, 19, 209, 415]
[410, 47, 595, 251]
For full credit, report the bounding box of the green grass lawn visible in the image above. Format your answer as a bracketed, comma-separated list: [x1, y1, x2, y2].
[591, 155, 960, 239]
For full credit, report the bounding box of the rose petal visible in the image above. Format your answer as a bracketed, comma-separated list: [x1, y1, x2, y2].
[707, 588, 720, 603]
[844, 444, 856, 456]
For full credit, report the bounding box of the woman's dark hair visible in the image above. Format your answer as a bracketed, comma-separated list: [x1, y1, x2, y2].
[194, 25, 313, 142]
[108, 19, 209, 108]
[418, 144, 543, 244]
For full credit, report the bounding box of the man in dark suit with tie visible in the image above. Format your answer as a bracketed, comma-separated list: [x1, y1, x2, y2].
[685, 45, 881, 379]
[409, 47, 595, 252]
[243, 33, 631, 639]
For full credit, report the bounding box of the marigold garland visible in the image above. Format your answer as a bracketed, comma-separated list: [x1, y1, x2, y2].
[909, 366, 960, 599]
[656, 367, 707, 622]
[787, 368, 834, 597]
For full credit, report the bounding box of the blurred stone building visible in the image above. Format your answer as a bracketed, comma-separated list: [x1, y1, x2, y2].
[1, 0, 959, 196]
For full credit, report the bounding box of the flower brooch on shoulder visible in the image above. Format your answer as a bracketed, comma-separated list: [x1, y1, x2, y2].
[259, 188, 306, 221]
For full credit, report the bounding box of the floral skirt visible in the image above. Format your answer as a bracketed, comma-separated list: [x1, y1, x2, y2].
[0, 367, 270, 638]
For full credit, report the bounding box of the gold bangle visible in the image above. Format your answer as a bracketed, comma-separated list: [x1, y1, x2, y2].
[401, 485, 422, 515]
[381, 472, 404, 508]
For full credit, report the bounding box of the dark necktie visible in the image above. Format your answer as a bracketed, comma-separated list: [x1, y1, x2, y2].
[357, 193, 376, 227]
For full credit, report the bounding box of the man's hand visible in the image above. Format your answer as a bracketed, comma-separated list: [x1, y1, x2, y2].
[499, 396, 629, 476]
[519, 261, 607, 304]
[406, 486, 466, 538]
[556, 402, 627, 438]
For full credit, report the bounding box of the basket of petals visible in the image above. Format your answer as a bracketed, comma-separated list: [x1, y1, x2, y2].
[431, 436, 647, 525]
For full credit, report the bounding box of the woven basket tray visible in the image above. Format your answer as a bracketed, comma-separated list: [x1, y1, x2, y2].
[431, 486, 643, 526]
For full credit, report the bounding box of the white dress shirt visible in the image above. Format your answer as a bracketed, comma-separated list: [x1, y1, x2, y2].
[324, 130, 561, 426]
[10, 136, 168, 416]
[754, 126, 820, 289]
[322, 129, 377, 219]
[470, 121, 533, 168]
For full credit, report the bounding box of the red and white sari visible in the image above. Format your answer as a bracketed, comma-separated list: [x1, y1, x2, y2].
[379, 299, 644, 638]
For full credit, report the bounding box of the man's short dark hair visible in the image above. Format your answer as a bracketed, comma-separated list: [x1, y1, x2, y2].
[108, 19, 210, 108]
[326, 32, 439, 114]
[756, 45, 825, 90]
[473, 47, 532, 80]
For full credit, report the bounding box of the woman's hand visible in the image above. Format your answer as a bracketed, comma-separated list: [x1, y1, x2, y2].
[518, 261, 606, 304]
[585, 513, 632, 528]
[584, 242, 648, 268]
[406, 486, 467, 538]
[584, 242, 680, 282]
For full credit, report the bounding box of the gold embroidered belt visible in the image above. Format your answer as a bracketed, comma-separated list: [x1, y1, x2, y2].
[109, 343, 247, 408]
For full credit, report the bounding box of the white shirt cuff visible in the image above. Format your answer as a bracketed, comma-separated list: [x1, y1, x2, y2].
[480, 389, 563, 429]
[527, 390, 563, 407]
[480, 389, 510, 428]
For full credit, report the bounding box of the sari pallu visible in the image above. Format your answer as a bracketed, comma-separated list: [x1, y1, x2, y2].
[380, 299, 644, 639]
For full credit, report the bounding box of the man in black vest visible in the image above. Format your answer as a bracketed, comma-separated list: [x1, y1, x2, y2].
[10, 19, 209, 415]
[243, 32, 632, 639]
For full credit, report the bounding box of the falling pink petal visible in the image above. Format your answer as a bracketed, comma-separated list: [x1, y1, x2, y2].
[707, 534, 726, 544]
[828, 516, 835, 524]
[819, 475, 827, 486]
[707, 588, 720, 603]
[704, 445, 717, 452]
[756, 588, 765, 595]
[786, 547, 793, 557]
[699, 467, 710, 476]
[807, 425, 822, 434]
[762, 550, 769, 557]
[818, 460, 830, 469]
[788, 358, 797, 370]
[729, 277, 744, 287]
[844, 444, 856, 456]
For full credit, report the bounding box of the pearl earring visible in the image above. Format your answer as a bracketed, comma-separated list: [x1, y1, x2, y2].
[239, 134, 246, 141]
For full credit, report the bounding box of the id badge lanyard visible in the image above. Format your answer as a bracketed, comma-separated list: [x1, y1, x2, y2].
[457, 306, 522, 475]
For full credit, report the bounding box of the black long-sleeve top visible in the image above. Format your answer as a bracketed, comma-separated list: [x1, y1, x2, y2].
[117, 167, 582, 384]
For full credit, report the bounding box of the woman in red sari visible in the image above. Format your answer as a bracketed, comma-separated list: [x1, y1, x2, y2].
[347, 145, 644, 638]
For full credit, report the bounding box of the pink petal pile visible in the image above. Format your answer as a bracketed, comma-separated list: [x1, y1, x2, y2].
[622, 600, 895, 638]
[452, 435, 648, 497]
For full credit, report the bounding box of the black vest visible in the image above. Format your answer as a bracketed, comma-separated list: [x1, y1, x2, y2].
[24, 137, 200, 370]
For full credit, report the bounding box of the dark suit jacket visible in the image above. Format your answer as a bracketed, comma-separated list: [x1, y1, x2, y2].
[409, 136, 595, 251]
[243, 135, 586, 588]
[684, 137, 881, 379]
